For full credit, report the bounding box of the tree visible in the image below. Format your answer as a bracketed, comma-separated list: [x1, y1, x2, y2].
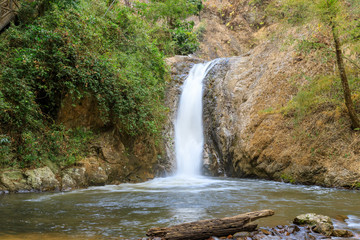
[136, 0, 197, 28]
[316, 0, 360, 129]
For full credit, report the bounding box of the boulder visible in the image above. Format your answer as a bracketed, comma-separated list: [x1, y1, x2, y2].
[25, 167, 60, 191]
[0, 169, 31, 192]
[294, 213, 333, 236]
[61, 173, 76, 191]
[61, 167, 87, 190]
[82, 157, 108, 186]
[331, 229, 354, 238]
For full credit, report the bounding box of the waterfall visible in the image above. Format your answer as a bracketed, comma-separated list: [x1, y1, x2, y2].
[174, 60, 218, 177]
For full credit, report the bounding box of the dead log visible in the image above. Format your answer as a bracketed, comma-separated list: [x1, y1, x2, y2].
[146, 209, 275, 240]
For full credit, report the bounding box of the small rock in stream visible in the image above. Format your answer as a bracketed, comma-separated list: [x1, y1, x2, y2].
[294, 213, 334, 236]
[335, 215, 349, 222]
[331, 229, 354, 237]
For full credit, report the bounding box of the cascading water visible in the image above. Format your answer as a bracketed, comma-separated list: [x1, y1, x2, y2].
[174, 60, 218, 177]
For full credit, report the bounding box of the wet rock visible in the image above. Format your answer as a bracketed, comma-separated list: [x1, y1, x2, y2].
[25, 167, 60, 191]
[288, 224, 301, 234]
[233, 232, 251, 238]
[82, 157, 108, 186]
[241, 224, 345, 240]
[61, 167, 87, 191]
[294, 213, 332, 226]
[294, 213, 333, 236]
[0, 169, 31, 192]
[335, 215, 349, 222]
[313, 222, 334, 236]
[151, 237, 162, 240]
[0, 184, 8, 193]
[61, 174, 76, 191]
[260, 229, 271, 235]
[331, 229, 354, 237]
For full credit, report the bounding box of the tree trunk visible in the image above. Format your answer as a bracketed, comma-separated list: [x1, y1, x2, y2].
[331, 22, 360, 129]
[146, 209, 275, 240]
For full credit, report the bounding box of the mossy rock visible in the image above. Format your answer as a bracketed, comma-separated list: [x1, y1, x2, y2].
[0, 169, 31, 192]
[294, 213, 334, 236]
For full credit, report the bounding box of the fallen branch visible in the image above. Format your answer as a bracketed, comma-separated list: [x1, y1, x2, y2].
[146, 209, 275, 240]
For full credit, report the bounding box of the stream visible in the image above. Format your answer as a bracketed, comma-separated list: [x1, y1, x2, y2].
[0, 177, 359, 239]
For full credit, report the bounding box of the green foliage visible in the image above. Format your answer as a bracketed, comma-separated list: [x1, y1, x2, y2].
[17, 127, 93, 168]
[194, 22, 206, 41]
[0, 134, 12, 166]
[0, 0, 201, 168]
[315, 0, 340, 23]
[45, 127, 94, 167]
[265, 0, 311, 25]
[0, 125, 93, 168]
[171, 21, 199, 55]
[282, 75, 339, 119]
[135, 0, 200, 55]
[188, 0, 204, 16]
[136, 0, 197, 24]
[17, 0, 78, 24]
[296, 39, 327, 54]
[282, 72, 360, 121]
[273, 0, 360, 126]
[1, 1, 167, 134]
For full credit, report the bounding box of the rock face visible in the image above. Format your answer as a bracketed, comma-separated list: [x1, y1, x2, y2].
[167, 36, 360, 188]
[163, 1, 360, 188]
[201, 43, 360, 187]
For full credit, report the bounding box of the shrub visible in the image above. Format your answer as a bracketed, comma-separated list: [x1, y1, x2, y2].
[1, 0, 201, 167]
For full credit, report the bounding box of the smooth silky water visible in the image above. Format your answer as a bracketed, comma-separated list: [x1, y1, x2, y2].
[1, 60, 359, 239]
[0, 178, 360, 239]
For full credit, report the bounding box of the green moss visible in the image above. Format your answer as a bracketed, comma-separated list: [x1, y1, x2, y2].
[352, 182, 360, 189]
[280, 173, 296, 184]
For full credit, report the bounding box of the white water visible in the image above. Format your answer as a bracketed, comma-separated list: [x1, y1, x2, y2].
[174, 60, 218, 177]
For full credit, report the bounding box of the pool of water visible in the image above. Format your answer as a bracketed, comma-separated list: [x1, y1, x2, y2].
[0, 177, 359, 239]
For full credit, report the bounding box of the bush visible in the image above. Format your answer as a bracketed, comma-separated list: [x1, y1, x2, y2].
[172, 21, 199, 55]
[135, 0, 200, 55]
[1, 0, 201, 168]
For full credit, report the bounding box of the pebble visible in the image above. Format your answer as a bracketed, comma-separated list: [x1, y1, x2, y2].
[215, 224, 355, 240]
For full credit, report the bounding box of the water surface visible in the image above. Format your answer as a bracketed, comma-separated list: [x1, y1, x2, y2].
[0, 177, 359, 239]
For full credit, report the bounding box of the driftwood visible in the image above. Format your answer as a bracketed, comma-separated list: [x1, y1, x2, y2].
[146, 209, 275, 240]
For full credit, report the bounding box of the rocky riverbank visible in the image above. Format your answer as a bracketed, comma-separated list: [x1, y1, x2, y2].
[145, 213, 358, 240]
[207, 213, 358, 240]
[0, 130, 164, 193]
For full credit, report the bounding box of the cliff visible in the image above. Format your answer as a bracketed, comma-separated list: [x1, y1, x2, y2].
[166, 0, 360, 188]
